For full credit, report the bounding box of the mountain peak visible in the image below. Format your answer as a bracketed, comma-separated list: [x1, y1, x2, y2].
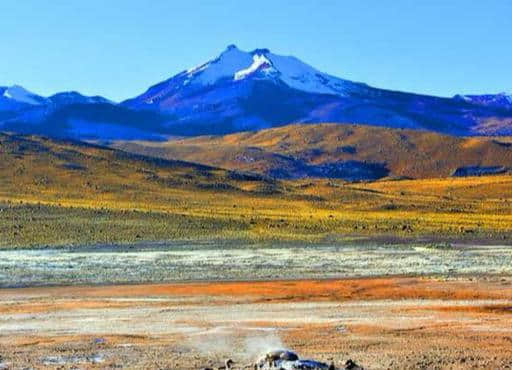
[177, 46, 358, 96]
[184, 45, 254, 85]
[125, 46, 366, 114]
[48, 91, 114, 105]
[251, 48, 270, 55]
[1, 85, 46, 105]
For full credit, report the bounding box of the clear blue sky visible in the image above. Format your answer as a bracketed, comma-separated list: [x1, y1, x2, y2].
[1, 0, 511, 101]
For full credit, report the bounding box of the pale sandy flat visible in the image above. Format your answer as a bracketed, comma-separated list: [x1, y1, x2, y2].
[1, 277, 512, 369]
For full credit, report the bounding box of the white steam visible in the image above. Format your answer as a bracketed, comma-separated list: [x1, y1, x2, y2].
[244, 332, 285, 360]
[185, 325, 286, 361]
[186, 326, 237, 356]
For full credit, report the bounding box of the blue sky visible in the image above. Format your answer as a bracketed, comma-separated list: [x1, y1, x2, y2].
[1, 0, 511, 101]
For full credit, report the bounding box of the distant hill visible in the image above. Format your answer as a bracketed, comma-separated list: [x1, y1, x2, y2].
[0, 132, 275, 203]
[2, 131, 512, 247]
[111, 123, 512, 180]
[0, 86, 169, 140]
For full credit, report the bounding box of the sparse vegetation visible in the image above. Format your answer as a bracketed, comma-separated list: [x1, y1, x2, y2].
[111, 123, 512, 179]
[424, 242, 454, 250]
[1, 132, 512, 248]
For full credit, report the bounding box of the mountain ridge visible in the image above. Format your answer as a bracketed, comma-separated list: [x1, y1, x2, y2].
[121, 45, 512, 136]
[1, 45, 512, 139]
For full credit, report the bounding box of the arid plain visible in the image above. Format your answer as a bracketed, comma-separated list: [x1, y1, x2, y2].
[1, 277, 512, 369]
[1, 128, 512, 369]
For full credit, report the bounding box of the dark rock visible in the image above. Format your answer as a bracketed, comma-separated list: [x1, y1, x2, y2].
[344, 359, 364, 370]
[452, 166, 507, 177]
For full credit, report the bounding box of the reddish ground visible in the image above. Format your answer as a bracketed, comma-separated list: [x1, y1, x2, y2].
[2, 276, 512, 302]
[1, 277, 512, 369]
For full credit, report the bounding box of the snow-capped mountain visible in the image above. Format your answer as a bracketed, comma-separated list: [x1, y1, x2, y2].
[0, 85, 48, 111]
[0, 86, 167, 140]
[131, 45, 364, 104]
[123, 45, 512, 136]
[2, 45, 512, 139]
[0, 86, 112, 110]
[123, 45, 367, 112]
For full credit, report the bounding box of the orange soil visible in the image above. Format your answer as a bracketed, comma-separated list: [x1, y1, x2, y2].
[2, 277, 512, 368]
[0, 299, 167, 315]
[2, 277, 511, 303]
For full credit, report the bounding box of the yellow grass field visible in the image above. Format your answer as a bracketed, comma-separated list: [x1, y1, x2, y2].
[1, 132, 512, 248]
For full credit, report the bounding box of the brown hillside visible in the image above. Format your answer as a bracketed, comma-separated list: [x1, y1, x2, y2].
[112, 123, 512, 179]
[0, 132, 278, 204]
[2, 131, 512, 248]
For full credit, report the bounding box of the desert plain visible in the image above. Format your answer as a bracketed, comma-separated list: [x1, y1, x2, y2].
[1, 243, 512, 369]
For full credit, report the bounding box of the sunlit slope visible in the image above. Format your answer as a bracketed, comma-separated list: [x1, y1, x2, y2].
[113, 123, 512, 179]
[1, 132, 512, 247]
[0, 132, 277, 203]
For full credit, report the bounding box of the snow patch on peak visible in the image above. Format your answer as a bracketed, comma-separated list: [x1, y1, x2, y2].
[266, 53, 352, 96]
[2, 85, 44, 105]
[186, 63, 208, 74]
[186, 46, 254, 85]
[234, 54, 274, 80]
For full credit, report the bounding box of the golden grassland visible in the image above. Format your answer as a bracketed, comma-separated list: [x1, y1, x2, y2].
[112, 123, 512, 179]
[1, 132, 512, 248]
